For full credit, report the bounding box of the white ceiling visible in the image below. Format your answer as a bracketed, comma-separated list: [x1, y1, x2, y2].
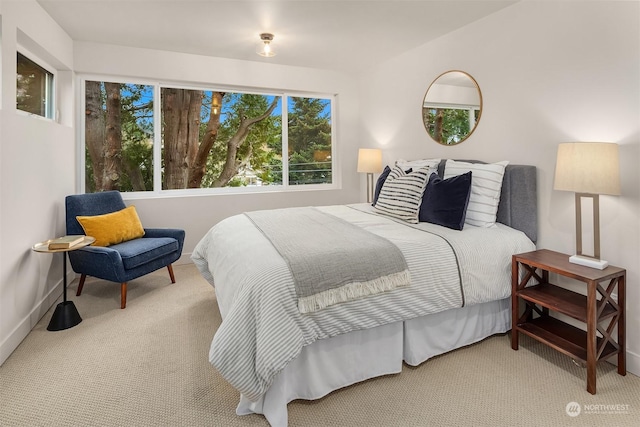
[37, 0, 517, 73]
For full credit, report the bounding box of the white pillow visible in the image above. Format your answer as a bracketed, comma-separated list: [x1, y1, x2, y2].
[374, 165, 434, 224]
[395, 158, 441, 170]
[444, 159, 509, 228]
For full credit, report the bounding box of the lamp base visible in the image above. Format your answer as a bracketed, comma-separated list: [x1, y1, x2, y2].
[569, 254, 608, 270]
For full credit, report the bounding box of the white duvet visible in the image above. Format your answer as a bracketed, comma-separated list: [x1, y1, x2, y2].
[191, 204, 535, 401]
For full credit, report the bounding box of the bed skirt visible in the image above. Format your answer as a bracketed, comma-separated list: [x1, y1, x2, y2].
[236, 297, 511, 426]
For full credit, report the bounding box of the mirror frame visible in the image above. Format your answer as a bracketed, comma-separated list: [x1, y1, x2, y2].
[422, 70, 483, 146]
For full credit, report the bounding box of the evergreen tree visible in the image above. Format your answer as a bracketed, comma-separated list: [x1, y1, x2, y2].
[287, 97, 332, 185]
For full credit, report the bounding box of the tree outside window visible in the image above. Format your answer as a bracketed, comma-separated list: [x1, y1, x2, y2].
[84, 80, 334, 193]
[85, 82, 154, 192]
[288, 97, 332, 185]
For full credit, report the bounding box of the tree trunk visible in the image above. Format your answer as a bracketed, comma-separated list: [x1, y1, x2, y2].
[103, 83, 123, 190]
[123, 159, 146, 191]
[162, 88, 202, 189]
[85, 81, 105, 191]
[434, 108, 444, 144]
[187, 92, 224, 188]
[211, 98, 278, 187]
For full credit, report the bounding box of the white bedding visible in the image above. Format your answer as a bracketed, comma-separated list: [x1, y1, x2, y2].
[238, 298, 511, 427]
[191, 203, 535, 402]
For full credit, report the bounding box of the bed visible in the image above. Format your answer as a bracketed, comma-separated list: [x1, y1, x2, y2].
[192, 159, 537, 426]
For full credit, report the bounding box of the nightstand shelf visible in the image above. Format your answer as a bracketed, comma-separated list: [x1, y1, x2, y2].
[518, 316, 618, 364]
[511, 249, 626, 395]
[518, 284, 618, 323]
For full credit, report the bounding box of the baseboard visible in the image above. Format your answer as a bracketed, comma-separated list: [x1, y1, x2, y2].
[626, 348, 640, 378]
[176, 252, 194, 265]
[0, 271, 71, 366]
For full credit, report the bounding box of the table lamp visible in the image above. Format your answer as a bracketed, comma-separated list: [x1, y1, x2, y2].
[553, 142, 620, 269]
[357, 148, 383, 203]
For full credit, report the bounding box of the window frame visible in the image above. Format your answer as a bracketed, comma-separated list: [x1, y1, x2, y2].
[16, 47, 56, 120]
[78, 75, 338, 198]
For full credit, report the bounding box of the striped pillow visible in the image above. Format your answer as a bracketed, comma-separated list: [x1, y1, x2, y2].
[374, 165, 433, 224]
[444, 159, 509, 228]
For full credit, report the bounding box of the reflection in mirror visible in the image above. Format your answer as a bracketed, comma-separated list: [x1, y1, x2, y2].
[422, 71, 482, 145]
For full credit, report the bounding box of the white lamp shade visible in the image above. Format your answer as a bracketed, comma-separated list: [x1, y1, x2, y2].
[357, 148, 383, 173]
[554, 142, 621, 195]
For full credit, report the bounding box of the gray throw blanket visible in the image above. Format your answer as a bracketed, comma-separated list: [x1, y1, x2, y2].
[245, 207, 410, 313]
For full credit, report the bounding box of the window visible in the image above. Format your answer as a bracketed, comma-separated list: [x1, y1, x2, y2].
[17, 52, 54, 118]
[160, 88, 282, 190]
[287, 96, 332, 185]
[85, 81, 154, 192]
[82, 78, 335, 194]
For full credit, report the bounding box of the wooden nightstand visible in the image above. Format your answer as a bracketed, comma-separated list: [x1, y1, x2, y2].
[511, 249, 626, 394]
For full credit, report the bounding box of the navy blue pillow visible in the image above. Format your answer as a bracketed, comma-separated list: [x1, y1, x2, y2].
[372, 165, 392, 206]
[419, 171, 472, 230]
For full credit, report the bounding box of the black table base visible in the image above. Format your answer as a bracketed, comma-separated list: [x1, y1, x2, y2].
[47, 251, 82, 331]
[47, 301, 82, 331]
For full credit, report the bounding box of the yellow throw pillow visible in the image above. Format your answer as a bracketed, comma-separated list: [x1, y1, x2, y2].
[76, 206, 145, 247]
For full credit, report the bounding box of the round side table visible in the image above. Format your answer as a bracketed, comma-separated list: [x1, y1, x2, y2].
[32, 236, 95, 331]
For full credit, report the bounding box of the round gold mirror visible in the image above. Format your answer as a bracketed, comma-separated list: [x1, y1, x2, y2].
[422, 70, 482, 145]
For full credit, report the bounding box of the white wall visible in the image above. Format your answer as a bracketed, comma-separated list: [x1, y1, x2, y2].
[0, 0, 75, 364]
[1, 1, 361, 366]
[72, 42, 361, 263]
[358, 1, 640, 375]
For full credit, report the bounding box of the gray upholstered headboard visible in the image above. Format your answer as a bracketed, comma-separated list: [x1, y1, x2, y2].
[436, 159, 538, 243]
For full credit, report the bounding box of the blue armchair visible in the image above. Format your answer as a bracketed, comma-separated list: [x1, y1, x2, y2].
[65, 191, 185, 309]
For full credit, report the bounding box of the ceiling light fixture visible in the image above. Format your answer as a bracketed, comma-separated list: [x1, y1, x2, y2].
[257, 33, 276, 57]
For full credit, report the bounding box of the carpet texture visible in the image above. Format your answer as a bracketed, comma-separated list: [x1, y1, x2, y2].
[0, 264, 638, 426]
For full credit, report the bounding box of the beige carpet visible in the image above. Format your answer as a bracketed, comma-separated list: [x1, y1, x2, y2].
[1, 264, 638, 427]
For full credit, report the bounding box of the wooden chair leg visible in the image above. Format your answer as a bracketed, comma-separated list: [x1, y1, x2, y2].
[167, 264, 176, 284]
[121, 282, 127, 309]
[76, 274, 87, 296]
